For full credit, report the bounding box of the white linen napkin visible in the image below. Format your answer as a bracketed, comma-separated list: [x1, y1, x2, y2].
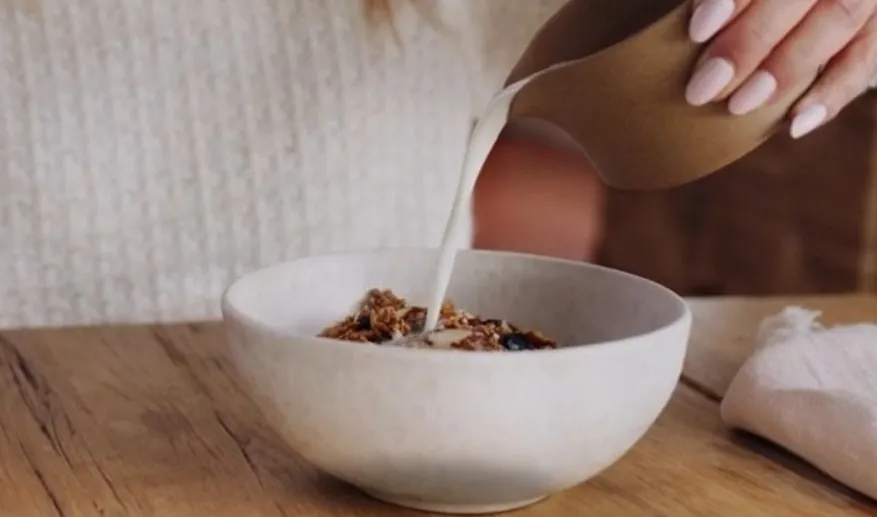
[720, 306, 877, 500]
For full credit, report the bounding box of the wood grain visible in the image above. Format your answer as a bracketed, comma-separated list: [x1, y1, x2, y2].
[0, 297, 875, 516]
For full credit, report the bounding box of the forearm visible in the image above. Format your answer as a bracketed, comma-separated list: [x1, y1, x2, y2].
[473, 124, 605, 262]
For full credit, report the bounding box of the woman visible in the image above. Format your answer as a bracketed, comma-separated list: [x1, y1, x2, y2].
[2, 0, 875, 326]
[0, 0, 603, 327]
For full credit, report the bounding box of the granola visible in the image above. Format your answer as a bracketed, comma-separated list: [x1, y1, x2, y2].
[319, 289, 558, 351]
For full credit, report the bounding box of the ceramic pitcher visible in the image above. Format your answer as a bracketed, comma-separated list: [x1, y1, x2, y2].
[506, 0, 816, 189]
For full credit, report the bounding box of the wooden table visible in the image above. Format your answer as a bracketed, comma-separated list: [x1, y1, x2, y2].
[2, 296, 876, 516]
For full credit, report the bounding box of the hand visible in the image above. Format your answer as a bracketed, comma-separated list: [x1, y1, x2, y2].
[684, 0, 877, 138]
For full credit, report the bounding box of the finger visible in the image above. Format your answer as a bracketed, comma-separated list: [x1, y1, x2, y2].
[790, 14, 877, 138]
[686, 0, 815, 106]
[689, 0, 752, 44]
[728, 0, 877, 115]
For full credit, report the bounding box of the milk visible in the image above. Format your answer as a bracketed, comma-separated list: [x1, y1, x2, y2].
[422, 78, 534, 331]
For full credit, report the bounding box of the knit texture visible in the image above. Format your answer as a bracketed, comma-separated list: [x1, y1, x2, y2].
[0, 0, 563, 327]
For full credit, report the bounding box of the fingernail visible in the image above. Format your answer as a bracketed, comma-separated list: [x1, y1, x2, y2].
[728, 71, 777, 115]
[686, 58, 735, 106]
[790, 104, 828, 139]
[689, 0, 735, 43]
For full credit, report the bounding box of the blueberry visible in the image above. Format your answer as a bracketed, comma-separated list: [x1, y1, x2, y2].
[405, 310, 426, 332]
[355, 315, 372, 330]
[500, 333, 535, 351]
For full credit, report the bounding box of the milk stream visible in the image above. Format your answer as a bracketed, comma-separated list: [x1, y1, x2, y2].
[422, 77, 534, 331]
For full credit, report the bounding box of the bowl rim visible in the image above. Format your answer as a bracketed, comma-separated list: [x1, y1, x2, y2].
[221, 248, 692, 363]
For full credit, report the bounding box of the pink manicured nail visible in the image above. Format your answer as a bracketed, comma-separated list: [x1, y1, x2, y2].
[685, 58, 735, 106]
[728, 71, 777, 115]
[790, 104, 828, 139]
[689, 0, 735, 43]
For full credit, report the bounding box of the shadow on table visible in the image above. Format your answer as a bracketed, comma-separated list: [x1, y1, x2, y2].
[728, 430, 876, 510]
[276, 463, 552, 514]
[291, 458, 559, 507]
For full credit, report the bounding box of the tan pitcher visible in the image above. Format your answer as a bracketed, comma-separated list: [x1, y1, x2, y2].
[506, 0, 817, 190]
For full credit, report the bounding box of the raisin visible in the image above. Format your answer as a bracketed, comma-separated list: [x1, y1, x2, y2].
[355, 315, 372, 330]
[405, 309, 426, 333]
[375, 330, 394, 343]
[499, 333, 535, 351]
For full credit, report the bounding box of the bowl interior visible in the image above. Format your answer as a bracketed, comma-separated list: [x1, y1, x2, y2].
[224, 249, 686, 348]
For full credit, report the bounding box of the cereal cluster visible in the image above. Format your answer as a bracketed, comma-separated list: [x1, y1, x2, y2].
[319, 289, 557, 352]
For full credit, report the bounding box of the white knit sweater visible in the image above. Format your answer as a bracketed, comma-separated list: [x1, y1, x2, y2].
[0, 0, 563, 327]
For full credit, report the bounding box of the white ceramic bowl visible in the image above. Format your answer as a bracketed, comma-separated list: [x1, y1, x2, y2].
[222, 249, 691, 514]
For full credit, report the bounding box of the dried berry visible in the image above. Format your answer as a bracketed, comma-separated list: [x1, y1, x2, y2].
[355, 315, 372, 330]
[499, 333, 535, 351]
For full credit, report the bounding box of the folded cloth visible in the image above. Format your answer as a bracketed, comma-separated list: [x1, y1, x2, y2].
[720, 307, 877, 500]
